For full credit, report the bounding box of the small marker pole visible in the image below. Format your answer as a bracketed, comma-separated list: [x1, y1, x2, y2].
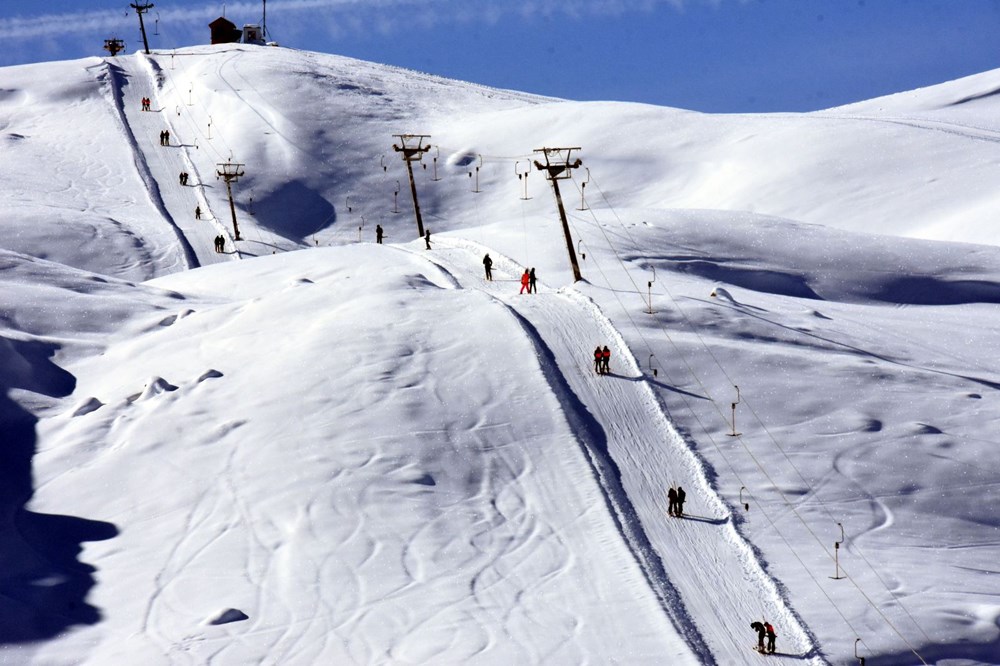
[831, 522, 846, 580]
[728, 385, 742, 436]
[646, 266, 655, 314]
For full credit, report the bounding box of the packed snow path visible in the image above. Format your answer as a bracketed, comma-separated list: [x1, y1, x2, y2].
[106, 55, 234, 267]
[400, 236, 826, 664]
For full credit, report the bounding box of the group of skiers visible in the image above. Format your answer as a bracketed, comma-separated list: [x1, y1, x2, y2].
[667, 486, 686, 517]
[159, 129, 171, 146]
[178, 171, 191, 186]
[751, 620, 777, 654]
[520, 268, 537, 293]
[479, 254, 537, 294]
[213, 235, 226, 253]
[593, 345, 611, 375]
[140, 97, 152, 111]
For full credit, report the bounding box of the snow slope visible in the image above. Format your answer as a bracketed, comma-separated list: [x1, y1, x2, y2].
[1, 44, 999, 664]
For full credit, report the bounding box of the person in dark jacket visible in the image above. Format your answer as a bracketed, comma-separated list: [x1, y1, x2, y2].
[424, 229, 431, 250]
[529, 267, 537, 293]
[376, 224, 383, 244]
[483, 253, 493, 281]
[751, 621, 766, 652]
[195, 205, 201, 220]
[667, 487, 678, 516]
[676, 486, 686, 517]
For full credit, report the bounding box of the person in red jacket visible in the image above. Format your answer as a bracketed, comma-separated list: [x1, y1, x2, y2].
[594, 346, 603, 374]
[601, 346, 611, 374]
[520, 269, 530, 294]
[764, 621, 776, 654]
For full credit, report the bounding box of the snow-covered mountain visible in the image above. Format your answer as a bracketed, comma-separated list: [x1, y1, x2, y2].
[1, 44, 998, 665]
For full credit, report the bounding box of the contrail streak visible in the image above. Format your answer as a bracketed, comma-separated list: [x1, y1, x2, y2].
[0, 0, 695, 41]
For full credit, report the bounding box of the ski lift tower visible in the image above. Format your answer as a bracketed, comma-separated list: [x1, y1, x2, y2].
[129, 2, 154, 55]
[216, 161, 246, 241]
[392, 134, 431, 238]
[534, 147, 584, 282]
[103, 38, 126, 57]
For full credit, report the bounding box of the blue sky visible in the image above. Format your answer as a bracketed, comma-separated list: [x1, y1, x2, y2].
[2, 0, 999, 112]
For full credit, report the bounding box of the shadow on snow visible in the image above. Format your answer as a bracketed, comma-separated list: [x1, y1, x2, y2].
[0, 336, 116, 644]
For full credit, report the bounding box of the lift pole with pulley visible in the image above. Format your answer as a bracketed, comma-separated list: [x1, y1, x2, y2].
[533, 147, 583, 282]
[392, 134, 431, 238]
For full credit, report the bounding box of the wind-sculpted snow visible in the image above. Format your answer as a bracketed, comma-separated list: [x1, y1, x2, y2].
[4, 45, 1000, 663]
[17, 248, 698, 664]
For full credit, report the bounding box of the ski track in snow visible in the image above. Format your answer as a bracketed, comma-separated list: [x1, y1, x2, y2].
[397, 237, 827, 665]
[89, 59, 192, 275]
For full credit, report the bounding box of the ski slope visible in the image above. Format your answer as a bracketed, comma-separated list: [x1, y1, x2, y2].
[402, 237, 820, 662]
[2, 45, 1000, 665]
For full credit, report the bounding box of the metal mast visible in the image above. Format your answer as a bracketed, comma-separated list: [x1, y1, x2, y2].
[533, 147, 584, 282]
[130, 2, 154, 55]
[392, 134, 432, 238]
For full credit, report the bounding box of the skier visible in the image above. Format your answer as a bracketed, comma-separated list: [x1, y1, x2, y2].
[594, 346, 603, 374]
[159, 130, 165, 145]
[601, 345, 611, 375]
[667, 487, 678, 516]
[483, 253, 493, 281]
[750, 621, 766, 653]
[376, 224, 383, 244]
[179, 172, 185, 185]
[765, 621, 776, 654]
[164, 129, 170, 145]
[195, 205, 201, 220]
[529, 267, 537, 293]
[424, 229, 431, 250]
[520, 269, 530, 294]
[676, 486, 686, 517]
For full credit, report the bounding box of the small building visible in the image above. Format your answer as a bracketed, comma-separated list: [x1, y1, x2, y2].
[209, 17, 241, 45]
[243, 24, 265, 45]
